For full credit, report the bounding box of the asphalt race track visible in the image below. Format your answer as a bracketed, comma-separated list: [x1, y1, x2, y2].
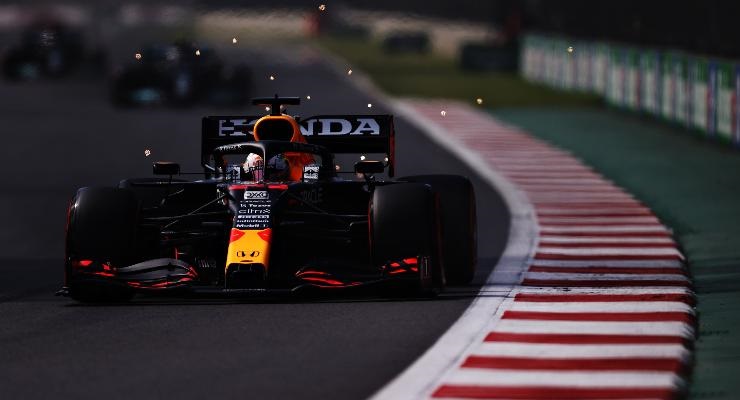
[0, 42, 509, 399]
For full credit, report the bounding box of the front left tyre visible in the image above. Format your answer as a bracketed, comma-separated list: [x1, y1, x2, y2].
[399, 175, 477, 285]
[370, 183, 445, 296]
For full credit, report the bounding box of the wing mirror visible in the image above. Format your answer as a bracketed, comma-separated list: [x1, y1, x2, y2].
[153, 161, 180, 176]
[354, 160, 385, 175]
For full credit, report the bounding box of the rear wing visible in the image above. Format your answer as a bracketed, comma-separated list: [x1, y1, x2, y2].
[202, 115, 395, 176]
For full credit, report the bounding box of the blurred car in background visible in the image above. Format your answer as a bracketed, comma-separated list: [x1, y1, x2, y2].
[110, 40, 252, 107]
[2, 21, 99, 81]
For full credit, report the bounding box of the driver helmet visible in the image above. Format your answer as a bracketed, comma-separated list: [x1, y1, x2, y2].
[265, 153, 291, 181]
[242, 153, 291, 182]
[243, 153, 264, 181]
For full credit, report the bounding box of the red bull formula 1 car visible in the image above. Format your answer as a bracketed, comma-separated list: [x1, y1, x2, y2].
[60, 97, 477, 302]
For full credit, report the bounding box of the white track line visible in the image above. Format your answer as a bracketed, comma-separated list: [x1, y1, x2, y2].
[535, 247, 683, 256]
[516, 287, 693, 295]
[510, 178, 616, 185]
[539, 216, 660, 223]
[492, 320, 694, 337]
[368, 101, 537, 400]
[522, 272, 689, 281]
[539, 236, 674, 244]
[443, 369, 682, 388]
[539, 225, 670, 233]
[473, 342, 690, 359]
[538, 208, 653, 215]
[530, 259, 684, 267]
[508, 301, 693, 313]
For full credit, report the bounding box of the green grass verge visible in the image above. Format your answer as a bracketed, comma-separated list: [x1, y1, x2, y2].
[317, 36, 601, 108]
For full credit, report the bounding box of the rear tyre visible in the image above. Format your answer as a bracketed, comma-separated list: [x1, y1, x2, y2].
[65, 187, 139, 302]
[370, 183, 444, 296]
[399, 175, 477, 284]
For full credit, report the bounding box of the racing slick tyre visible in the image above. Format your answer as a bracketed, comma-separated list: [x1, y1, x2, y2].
[370, 183, 445, 296]
[399, 175, 477, 285]
[65, 187, 139, 302]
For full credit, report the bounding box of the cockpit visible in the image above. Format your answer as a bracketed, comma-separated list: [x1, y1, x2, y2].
[213, 141, 332, 183]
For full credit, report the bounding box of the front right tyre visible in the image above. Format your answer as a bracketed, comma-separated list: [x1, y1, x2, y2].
[65, 187, 140, 302]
